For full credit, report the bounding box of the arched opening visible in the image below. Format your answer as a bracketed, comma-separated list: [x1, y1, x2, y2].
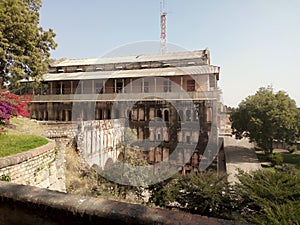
[113, 109, 120, 119]
[186, 110, 191, 121]
[164, 110, 169, 122]
[107, 109, 111, 119]
[117, 152, 124, 161]
[157, 109, 162, 119]
[127, 109, 132, 121]
[104, 158, 113, 169]
[178, 110, 183, 121]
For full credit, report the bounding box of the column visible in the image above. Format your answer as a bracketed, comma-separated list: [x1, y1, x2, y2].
[50, 82, 53, 95]
[60, 81, 63, 95]
[180, 76, 183, 91]
[92, 80, 95, 94]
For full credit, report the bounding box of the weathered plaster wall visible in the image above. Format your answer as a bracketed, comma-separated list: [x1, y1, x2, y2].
[0, 140, 65, 192]
[76, 119, 124, 169]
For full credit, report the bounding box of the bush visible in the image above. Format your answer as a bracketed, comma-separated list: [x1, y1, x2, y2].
[0, 88, 30, 133]
[287, 144, 297, 153]
[148, 172, 231, 219]
[268, 153, 283, 166]
[235, 167, 300, 224]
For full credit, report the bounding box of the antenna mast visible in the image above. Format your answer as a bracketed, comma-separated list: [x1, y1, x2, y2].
[160, 0, 167, 54]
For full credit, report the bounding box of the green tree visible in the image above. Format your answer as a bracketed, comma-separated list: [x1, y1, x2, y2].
[0, 0, 57, 88]
[230, 87, 300, 153]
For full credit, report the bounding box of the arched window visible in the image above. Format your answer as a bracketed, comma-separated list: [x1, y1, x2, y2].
[186, 110, 191, 121]
[157, 109, 162, 119]
[164, 110, 169, 122]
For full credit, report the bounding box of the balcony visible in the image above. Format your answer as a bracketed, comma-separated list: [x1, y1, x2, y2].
[31, 91, 218, 102]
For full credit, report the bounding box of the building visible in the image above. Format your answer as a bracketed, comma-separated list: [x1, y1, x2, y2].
[21, 49, 222, 174]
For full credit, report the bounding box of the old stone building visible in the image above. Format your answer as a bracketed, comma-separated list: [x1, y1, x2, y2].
[22, 49, 221, 174]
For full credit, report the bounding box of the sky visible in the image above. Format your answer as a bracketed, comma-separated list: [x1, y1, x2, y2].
[39, 0, 300, 107]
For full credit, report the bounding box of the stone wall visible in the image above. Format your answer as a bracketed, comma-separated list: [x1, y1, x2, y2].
[38, 121, 77, 139]
[0, 140, 65, 192]
[76, 119, 124, 168]
[0, 181, 248, 225]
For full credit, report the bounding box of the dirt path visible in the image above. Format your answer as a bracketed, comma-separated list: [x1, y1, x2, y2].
[224, 136, 261, 184]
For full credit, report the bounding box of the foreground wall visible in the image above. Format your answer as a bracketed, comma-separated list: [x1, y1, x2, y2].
[0, 140, 65, 192]
[0, 181, 248, 225]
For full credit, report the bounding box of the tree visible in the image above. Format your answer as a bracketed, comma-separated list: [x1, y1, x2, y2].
[0, 0, 57, 88]
[230, 87, 300, 153]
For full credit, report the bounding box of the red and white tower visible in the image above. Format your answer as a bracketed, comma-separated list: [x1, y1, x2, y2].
[160, 0, 167, 54]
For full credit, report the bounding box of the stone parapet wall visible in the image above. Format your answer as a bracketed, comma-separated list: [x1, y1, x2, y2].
[0, 140, 65, 192]
[0, 181, 248, 225]
[38, 121, 78, 139]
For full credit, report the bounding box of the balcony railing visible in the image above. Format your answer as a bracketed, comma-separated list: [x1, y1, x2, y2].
[31, 91, 218, 102]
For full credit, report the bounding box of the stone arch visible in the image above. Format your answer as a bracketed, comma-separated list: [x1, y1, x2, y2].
[164, 110, 169, 122]
[104, 158, 113, 169]
[117, 152, 124, 161]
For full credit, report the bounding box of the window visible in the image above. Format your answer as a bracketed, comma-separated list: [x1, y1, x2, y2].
[95, 82, 103, 94]
[144, 81, 149, 93]
[186, 136, 191, 144]
[187, 80, 195, 92]
[157, 133, 161, 141]
[163, 80, 171, 92]
[209, 75, 216, 88]
[186, 110, 191, 121]
[117, 82, 123, 93]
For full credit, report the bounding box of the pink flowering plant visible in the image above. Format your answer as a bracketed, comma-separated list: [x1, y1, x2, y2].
[0, 88, 30, 133]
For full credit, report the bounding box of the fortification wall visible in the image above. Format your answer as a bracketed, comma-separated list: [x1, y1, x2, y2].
[0, 140, 65, 192]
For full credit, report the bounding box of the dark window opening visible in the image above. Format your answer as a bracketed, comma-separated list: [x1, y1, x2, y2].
[187, 80, 195, 92]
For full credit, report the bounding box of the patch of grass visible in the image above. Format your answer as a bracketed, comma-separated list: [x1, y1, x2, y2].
[256, 150, 300, 170]
[0, 134, 48, 157]
[281, 153, 300, 169]
[8, 117, 45, 136]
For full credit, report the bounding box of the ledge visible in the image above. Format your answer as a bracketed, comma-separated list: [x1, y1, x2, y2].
[0, 181, 248, 225]
[0, 140, 55, 169]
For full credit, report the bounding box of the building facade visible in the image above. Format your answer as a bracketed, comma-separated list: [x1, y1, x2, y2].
[22, 49, 221, 174]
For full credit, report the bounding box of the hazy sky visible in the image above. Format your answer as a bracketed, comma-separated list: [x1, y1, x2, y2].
[40, 0, 300, 107]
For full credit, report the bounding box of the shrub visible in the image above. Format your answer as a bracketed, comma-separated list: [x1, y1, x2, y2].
[0, 88, 30, 133]
[148, 172, 231, 219]
[268, 153, 284, 166]
[235, 167, 300, 224]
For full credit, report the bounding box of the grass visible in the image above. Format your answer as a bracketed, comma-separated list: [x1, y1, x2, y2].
[281, 153, 300, 169]
[0, 134, 48, 157]
[0, 117, 48, 157]
[256, 149, 300, 170]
